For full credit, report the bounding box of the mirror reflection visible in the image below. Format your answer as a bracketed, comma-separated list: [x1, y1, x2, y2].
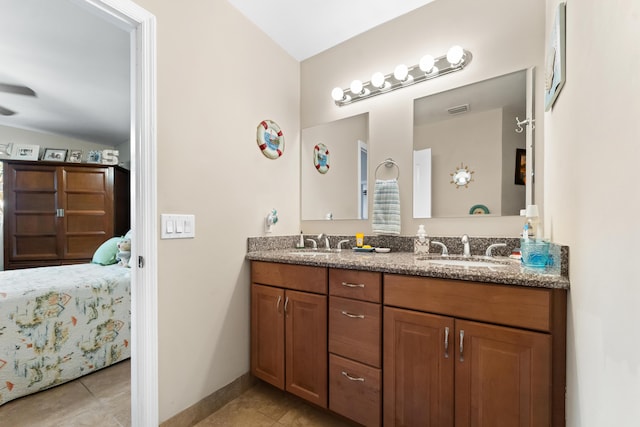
[301, 113, 369, 220]
[413, 69, 528, 218]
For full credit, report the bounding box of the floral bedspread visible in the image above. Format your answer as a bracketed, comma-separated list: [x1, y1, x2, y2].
[0, 263, 131, 406]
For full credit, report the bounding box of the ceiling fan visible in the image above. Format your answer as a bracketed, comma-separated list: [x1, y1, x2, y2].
[0, 83, 37, 116]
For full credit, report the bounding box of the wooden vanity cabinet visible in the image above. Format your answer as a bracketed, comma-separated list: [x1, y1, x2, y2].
[328, 269, 382, 427]
[383, 274, 566, 427]
[250, 261, 328, 408]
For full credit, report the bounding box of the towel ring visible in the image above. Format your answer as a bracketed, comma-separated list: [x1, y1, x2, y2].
[375, 158, 400, 180]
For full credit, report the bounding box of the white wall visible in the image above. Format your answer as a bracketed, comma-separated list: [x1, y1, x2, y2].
[301, 0, 545, 237]
[544, 1, 640, 425]
[133, 0, 300, 422]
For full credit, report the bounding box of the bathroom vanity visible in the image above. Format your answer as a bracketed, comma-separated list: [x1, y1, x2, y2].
[247, 247, 568, 427]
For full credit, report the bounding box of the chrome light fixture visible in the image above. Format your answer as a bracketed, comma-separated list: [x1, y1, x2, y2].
[331, 45, 472, 107]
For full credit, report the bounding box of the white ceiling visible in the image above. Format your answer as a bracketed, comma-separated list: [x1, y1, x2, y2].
[0, 0, 130, 145]
[0, 0, 435, 145]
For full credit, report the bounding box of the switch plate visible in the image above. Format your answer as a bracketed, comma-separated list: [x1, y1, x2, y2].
[161, 214, 195, 239]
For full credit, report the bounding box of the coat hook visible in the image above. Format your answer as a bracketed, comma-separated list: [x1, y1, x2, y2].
[515, 117, 535, 133]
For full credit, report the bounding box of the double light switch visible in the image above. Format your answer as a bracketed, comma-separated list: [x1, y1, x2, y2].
[161, 214, 195, 239]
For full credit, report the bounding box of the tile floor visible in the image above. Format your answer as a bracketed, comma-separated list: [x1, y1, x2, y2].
[0, 361, 357, 427]
[0, 359, 131, 427]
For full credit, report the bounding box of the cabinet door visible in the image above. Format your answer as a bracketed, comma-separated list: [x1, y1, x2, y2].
[384, 307, 454, 427]
[61, 166, 114, 260]
[285, 289, 327, 408]
[251, 284, 285, 389]
[3, 163, 62, 264]
[455, 320, 551, 427]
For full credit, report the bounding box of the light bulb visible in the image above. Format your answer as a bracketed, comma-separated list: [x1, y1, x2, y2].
[394, 64, 409, 81]
[331, 87, 344, 101]
[371, 72, 385, 88]
[350, 79, 363, 95]
[447, 45, 464, 65]
[419, 55, 435, 73]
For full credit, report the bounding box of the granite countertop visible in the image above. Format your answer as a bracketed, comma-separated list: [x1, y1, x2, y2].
[246, 248, 570, 290]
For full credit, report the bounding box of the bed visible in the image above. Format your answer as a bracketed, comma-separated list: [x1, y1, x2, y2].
[0, 263, 131, 406]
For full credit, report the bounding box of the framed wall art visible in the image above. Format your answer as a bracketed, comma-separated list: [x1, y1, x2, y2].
[545, 2, 566, 111]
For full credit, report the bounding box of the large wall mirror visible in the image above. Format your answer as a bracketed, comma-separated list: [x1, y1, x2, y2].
[301, 113, 369, 220]
[413, 68, 533, 218]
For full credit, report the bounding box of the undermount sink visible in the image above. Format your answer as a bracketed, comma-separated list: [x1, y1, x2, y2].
[423, 258, 510, 269]
[287, 251, 335, 257]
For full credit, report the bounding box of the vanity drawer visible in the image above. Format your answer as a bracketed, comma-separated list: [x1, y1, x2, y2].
[329, 354, 381, 427]
[329, 296, 381, 367]
[251, 261, 327, 294]
[329, 269, 381, 302]
[384, 274, 553, 332]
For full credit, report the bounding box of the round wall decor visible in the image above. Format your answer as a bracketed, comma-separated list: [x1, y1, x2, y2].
[257, 120, 284, 159]
[313, 143, 330, 174]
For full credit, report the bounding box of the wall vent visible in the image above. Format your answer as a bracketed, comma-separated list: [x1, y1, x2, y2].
[447, 104, 469, 115]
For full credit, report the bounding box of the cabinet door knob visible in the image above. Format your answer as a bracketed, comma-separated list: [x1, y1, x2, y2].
[444, 326, 450, 359]
[341, 371, 365, 382]
[459, 330, 465, 362]
[341, 310, 365, 319]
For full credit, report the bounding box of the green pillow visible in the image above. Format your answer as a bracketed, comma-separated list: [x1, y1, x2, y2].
[92, 237, 122, 265]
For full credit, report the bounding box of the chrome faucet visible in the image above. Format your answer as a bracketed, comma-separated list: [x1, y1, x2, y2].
[485, 243, 507, 257]
[336, 239, 350, 252]
[306, 238, 318, 250]
[317, 233, 330, 250]
[431, 241, 449, 256]
[461, 234, 471, 257]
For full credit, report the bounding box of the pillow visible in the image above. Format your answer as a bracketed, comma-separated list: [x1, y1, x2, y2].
[92, 237, 122, 265]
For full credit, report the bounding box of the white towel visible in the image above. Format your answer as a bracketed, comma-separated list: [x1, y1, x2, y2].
[372, 179, 401, 235]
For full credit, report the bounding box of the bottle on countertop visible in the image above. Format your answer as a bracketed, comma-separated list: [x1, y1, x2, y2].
[521, 205, 541, 241]
[414, 224, 430, 255]
[355, 233, 364, 247]
[297, 231, 305, 248]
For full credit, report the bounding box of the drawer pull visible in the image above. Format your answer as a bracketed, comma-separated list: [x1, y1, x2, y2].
[341, 371, 365, 382]
[341, 281, 365, 288]
[444, 326, 449, 359]
[341, 310, 365, 319]
[459, 330, 465, 362]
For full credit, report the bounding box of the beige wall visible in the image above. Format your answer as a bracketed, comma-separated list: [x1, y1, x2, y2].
[301, 0, 545, 237]
[415, 109, 502, 217]
[133, 0, 300, 421]
[544, 0, 640, 425]
[301, 113, 368, 220]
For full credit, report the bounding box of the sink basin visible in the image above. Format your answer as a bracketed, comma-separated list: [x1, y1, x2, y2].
[424, 259, 509, 269]
[287, 251, 335, 257]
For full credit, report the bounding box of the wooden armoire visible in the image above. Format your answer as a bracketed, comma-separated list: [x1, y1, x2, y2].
[2, 160, 130, 270]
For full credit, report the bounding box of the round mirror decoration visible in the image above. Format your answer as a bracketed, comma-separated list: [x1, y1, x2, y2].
[313, 143, 330, 174]
[450, 163, 474, 188]
[257, 120, 284, 159]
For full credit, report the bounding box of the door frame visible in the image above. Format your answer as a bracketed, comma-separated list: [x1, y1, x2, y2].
[71, 0, 158, 425]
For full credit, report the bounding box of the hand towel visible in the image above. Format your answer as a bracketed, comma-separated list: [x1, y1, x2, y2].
[372, 179, 401, 235]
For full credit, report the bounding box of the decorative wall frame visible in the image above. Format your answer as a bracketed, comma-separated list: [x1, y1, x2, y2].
[450, 163, 474, 188]
[545, 2, 566, 111]
[256, 119, 284, 159]
[313, 143, 330, 174]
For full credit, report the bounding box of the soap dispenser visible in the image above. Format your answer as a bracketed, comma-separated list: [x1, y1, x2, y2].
[414, 224, 430, 255]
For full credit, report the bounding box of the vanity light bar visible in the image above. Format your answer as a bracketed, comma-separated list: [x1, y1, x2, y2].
[331, 47, 473, 107]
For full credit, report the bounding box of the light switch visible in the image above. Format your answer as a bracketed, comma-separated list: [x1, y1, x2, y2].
[161, 214, 195, 239]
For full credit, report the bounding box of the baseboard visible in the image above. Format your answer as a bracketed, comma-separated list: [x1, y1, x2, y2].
[160, 373, 256, 427]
